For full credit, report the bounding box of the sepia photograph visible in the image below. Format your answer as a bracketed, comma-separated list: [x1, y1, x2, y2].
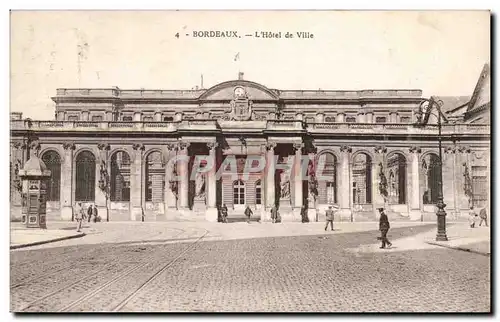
[9, 10, 490, 313]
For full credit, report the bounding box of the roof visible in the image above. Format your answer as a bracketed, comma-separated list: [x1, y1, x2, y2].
[431, 96, 471, 114]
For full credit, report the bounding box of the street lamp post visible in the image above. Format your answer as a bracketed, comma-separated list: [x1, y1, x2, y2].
[414, 98, 448, 241]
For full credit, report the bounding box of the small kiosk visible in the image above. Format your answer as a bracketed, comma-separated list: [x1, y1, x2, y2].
[18, 153, 51, 229]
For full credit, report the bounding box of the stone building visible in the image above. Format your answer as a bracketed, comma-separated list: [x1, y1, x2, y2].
[10, 66, 490, 222]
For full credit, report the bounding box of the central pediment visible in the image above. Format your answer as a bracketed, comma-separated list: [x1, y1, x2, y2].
[199, 80, 279, 101]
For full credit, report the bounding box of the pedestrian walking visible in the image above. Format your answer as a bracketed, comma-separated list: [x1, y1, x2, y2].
[301, 205, 309, 223]
[271, 205, 277, 223]
[378, 207, 392, 249]
[87, 204, 93, 222]
[74, 202, 85, 232]
[92, 204, 100, 223]
[244, 205, 253, 223]
[469, 206, 477, 228]
[479, 207, 488, 227]
[221, 204, 228, 223]
[324, 205, 336, 231]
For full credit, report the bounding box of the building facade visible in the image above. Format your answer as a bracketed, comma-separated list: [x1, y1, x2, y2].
[10, 68, 490, 222]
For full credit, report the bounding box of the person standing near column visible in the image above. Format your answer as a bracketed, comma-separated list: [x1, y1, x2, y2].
[479, 207, 488, 227]
[324, 205, 334, 231]
[378, 208, 392, 249]
[244, 205, 253, 224]
[75, 202, 84, 232]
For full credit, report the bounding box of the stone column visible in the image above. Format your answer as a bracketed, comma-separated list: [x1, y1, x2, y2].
[133, 112, 142, 122]
[389, 112, 398, 123]
[105, 111, 113, 121]
[264, 142, 276, 221]
[82, 111, 89, 121]
[60, 143, 75, 220]
[154, 111, 162, 122]
[57, 111, 65, 121]
[164, 144, 177, 213]
[130, 143, 144, 220]
[293, 143, 303, 211]
[315, 113, 325, 123]
[178, 142, 190, 209]
[408, 146, 421, 220]
[174, 112, 183, 122]
[206, 142, 218, 221]
[96, 143, 110, 221]
[443, 146, 457, 219]
[366, 112, 374, 123]
[337, 113, 345, 123]
[457, 146, 472, 212]
[339, 145, 352, 221]
[357, 113, 366, 123]
[372, 146, 387, 219]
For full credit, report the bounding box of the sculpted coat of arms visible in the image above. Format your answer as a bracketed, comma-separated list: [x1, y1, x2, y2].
[230, 86, 253, 121]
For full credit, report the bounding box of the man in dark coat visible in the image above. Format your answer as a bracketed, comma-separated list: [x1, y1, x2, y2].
[87, 204, 93, 222]
[301, 205, 309, 223]
[270, 205, 277, 223]
[221, 204, 228, 223]
[479, 207, 488, 227]
[324, 205, 335, 231]
[244, 205, 253, 223]
[378, 208, 392, 249]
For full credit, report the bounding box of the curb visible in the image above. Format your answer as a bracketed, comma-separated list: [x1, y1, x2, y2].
[10, 232, 86, 250]
[425, 241, 490, 257]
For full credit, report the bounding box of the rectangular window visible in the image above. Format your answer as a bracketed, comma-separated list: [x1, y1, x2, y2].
[146, 180, 153, 202]
[472, 166, 488, 207]
[400, 117, 410, 123]
[123, 116, 133, 121]
[143, 116, 153, 122]
[163, 117, 174, 122]
[91, 115, 103, 121]
[256, 186, 262, 205]
[326, 181, 335, 204]
[68, 115, 79, 121]
[376, 117, 387, 123]
[346, 117, 356, 123]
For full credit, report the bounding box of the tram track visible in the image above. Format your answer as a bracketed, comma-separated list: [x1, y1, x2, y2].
[11, 227, 186, 290]
[13, 227, 207, 312]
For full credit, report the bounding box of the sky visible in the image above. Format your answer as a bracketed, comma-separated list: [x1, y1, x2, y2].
[10, 10, 490, 120]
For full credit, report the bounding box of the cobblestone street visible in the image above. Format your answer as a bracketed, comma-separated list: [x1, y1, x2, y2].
[10, 223, 490, 313]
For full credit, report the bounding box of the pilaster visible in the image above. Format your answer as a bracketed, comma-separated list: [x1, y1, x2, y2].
[131, 143, 145, 220]
[409, 146, 421, 220]
[178, 142, 190, 209]
[96, 143, 110, 221]
[339, 145, 352, 221]
[61, 142, 76, 220]
[206, 142, 218, 222]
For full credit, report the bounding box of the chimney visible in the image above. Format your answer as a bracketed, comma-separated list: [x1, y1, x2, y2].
[238, 72, 244, 80]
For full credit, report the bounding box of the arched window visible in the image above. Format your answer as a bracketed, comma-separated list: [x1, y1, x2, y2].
[75, 151, 96, 201]
[110, 151, 131, 201]
[325, 116, 335, 123]
[346, 116, 356, 123]
[352, 153, 372, 204]
[145, 151, 165, 202]
[233, 180, 245, 205]
[317, 152, 337, 204]
[422, 153, 440, 204]
[255, 180, 262, 205]
[387, 153, 407, 204]
[163, 116, 174, 122]
[41, 151, 61, 201]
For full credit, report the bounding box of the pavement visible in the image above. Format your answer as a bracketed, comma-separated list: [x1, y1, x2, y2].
[10, 225, 85, 249]
[10, 220, 490, 256]
[10, 221, 490, 312]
